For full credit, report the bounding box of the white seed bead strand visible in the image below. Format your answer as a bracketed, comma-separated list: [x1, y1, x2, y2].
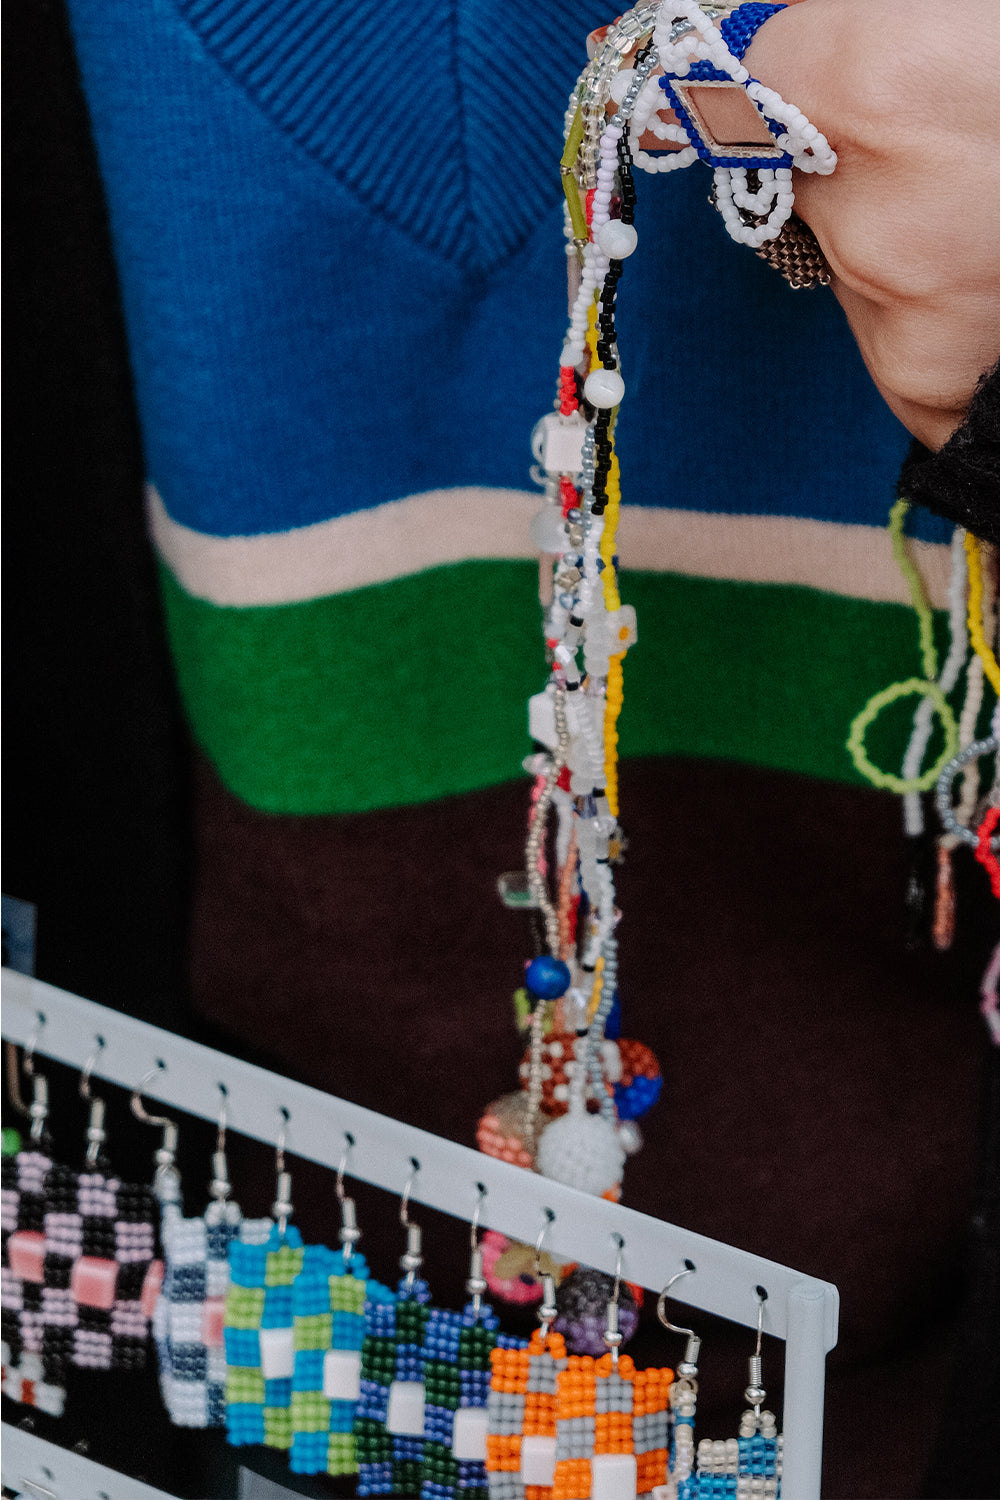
[554, 784, 575, 871]
[714, 167, 793, 246]
[649, 0, 837, 204]
[561, 250, 601, 370]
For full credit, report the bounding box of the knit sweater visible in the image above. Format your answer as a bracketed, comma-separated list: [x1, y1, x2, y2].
[64, 0, 950, 816]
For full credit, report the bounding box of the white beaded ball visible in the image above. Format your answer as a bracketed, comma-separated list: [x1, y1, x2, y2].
[583, 368, 625, 409]
[536, 1111, 625, 1196]
[597, 220, 638, 259]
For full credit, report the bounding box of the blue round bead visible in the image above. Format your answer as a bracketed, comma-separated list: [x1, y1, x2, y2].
[525, 956, 571, 999]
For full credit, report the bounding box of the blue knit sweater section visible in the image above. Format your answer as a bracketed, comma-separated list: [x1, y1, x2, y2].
[65, 0, 945, 541]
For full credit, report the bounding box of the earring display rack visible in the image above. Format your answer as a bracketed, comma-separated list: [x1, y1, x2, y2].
[2, 968, 839, 1498]
[2, 1424, 180, 1500]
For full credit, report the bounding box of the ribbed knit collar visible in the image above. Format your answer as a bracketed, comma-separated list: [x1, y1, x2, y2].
[175, 0, 601, 270]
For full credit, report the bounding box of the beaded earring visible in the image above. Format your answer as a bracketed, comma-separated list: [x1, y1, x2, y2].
[419, 1190, 520, 1500]
[486, 1221, 568, 1500]
[224, 1111, 305, 1452]
[1, 1041, 66, 1416]
[355, 1163, 431, 1497]
[18, 1058, 161, 1396]
[656, 1271, 702, 1500]
[153, 1087, 271, 1429]
[288, 1140, 394, 1478]
[688, 1293, 783, 1498]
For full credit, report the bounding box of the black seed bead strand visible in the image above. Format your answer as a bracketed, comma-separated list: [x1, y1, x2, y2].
[591, 129, 637, 518]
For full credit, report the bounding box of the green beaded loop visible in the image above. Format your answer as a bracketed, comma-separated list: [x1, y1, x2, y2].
[846, 677, 959, 795]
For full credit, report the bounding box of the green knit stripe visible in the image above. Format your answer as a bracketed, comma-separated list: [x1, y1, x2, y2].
[159, 560, 947, 814]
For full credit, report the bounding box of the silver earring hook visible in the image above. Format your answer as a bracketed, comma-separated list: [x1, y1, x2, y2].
[535, 1210, 558, 1336]
[11, 1020, 49, 1141]
[131, 1064, 179, 1195]
[399, 1157, 420, 1228]
[209, 1084, 231, 1204]
[611, 1232, 623, 1305]
[79, 1038, 105, 1102]
[657, 1266, 701, 1379]
[80, 1038, 107, 1167]
[466, 1184, 488, 1320]
[131, 1065, 173, 1129]
[470, 1183, 487, 1249]
[533, 1208, 555, 1277]
[744, 1288, 768, 1415]
[604, 1233, 626, 1365]
[399, 1158, 423, 1290]
[273, 1108, 293, 1234]
[335, 1138, 351, 1203]
[23, 1020, 42, 1078]
[335, 1134, 361, 1267]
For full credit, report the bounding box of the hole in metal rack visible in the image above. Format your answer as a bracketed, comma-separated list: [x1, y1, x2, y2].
[756, 1284, 768, 1301]
[218, 1081, 229, 1097]
[345, 1130, 356, 1146]
[683, 1257, 696, 1271]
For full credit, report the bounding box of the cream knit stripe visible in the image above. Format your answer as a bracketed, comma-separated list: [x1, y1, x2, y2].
[147, 485, 952, 609]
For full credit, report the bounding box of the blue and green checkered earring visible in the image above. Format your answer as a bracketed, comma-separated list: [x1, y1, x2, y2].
[224, 1109, 305, 1452]
[355, 1159, 433, 1497]
[288, 1135, 394, 1478]
[419, 1185, 518, 1500]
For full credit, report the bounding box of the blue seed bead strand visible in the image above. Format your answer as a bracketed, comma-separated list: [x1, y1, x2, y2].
[720, 2, 786, 59]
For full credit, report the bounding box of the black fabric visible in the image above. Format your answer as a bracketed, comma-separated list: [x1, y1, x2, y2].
[900, 361, 1000, 545]
[2, 0, 193, 1024]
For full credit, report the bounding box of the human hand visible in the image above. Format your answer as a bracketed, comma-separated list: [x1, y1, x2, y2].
[740, 0, 1000, 451]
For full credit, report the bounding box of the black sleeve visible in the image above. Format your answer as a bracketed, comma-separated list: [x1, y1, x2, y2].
[898, 360, 1000, 545]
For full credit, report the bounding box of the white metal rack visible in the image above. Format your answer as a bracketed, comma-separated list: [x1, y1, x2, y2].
[1, 969, 838, 1498]
[1, 1424, 180, 1500]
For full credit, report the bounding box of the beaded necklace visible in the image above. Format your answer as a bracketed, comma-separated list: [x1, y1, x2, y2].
[504, 0, 845, 1213]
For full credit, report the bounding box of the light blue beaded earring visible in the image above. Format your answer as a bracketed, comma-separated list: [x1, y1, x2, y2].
[686, 1290, 783, 1499]
[223, 1109, 305, 1452]
[288, 1135, 394, 1478]
[656, 1267, 701, 1499]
